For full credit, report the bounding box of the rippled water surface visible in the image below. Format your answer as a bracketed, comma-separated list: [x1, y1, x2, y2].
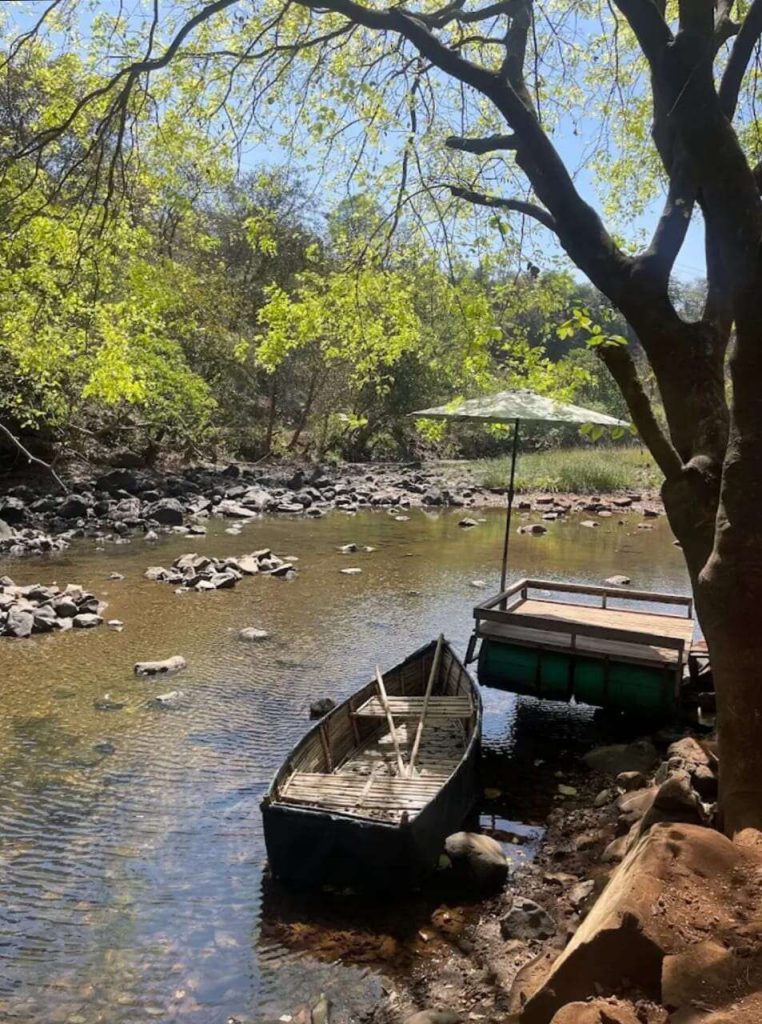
[0, 507, 688, 1023]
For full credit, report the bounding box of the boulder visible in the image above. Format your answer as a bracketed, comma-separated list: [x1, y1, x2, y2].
[500, 897, 556, 941]
[513, 823, 762, 1024]
[443, 831, 509, 892]
[582, 740, 658, 776]
[0, 518, 13, 541]
[217, 499, 259, 518]
[519, 524, 548, 535]
[58, 494, 90, 519]
[146, 498, 185, 525]
[637, 772, 707, 834]
[0, 496, 28, 524]
[309, 698, 336, 718]
[5, 606, 33, 637]
[95, 468, 140, 494]
[549, 999, 641, 1024]
[73, 613, 102, 628]
[134, 655, 187, 676]
[239, 627, 269, 642]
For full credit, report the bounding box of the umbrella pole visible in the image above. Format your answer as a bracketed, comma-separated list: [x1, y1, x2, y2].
[499, 417, 521, 597]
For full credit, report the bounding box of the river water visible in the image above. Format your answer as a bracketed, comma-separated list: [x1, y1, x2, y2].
[0, 508, 688, 1023]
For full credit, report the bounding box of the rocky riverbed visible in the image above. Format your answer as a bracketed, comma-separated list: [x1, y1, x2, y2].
[0, 461, 664, 557]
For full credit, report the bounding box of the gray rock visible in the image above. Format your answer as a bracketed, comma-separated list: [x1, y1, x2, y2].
[134, 655, 186, 676]
[150, 689, 184, 709]
[269, 563, 295, 577]
[58, 494, 90, 519]
[53, 598, 79, 617]
[107, 619, 124, 630]
[217, 499, 259, 518]
[519, 523, 547, 535]
[443, 831, 509, 892]
[0, 496, 27, 524]
[239, 627, 269, 642]
[568, 879, 596, 910]
[582, 739, 658, 776]
[6, 606, 34, 637]
[32, 607, 57, 633]
[638, 771, 707, 835]
[144, 529, 160, 541]
[73, 613, 102, 628]
[500, 897, 556, 941]
[94, 694, 125, 711]
[146, 497, 185, 525]
[310, 697, 336, 718]
[0, 518, 13, 541]
[458, 518, 478, 528]
[593, 788, 615, 807]
[338, 543, 358, 553]
[109, 572, 124, 581]
[95, 468, 139, 494]
[144, 566, 170, 581]
[340, 567, 362, 575]
[605, 574, 631, 586]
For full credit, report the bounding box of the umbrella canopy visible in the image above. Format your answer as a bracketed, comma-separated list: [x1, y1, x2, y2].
[410, 388, 629, 427]
[410, 388, 630, 593]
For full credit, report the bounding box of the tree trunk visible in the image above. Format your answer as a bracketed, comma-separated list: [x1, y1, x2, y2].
[264, 376, 278, 455]
[287, 366, 320, 451]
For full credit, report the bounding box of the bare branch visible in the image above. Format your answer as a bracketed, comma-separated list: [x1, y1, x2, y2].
[597, 346, 684, 481]
[445, 132, 517, 152]
[449, 185, 556, 230]
[417, 0, 520, 28]
[719, 0, 762, 118]
[0, 423, 68, 493]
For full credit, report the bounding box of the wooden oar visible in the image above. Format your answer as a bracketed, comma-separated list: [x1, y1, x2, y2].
[375, 665, 406, 778]
[408, 634, 444, 778]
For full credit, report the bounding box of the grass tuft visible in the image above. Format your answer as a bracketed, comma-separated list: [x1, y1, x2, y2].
[472, 446, 661, 494]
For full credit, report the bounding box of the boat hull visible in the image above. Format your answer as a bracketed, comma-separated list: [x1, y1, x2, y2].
[262, 639, 481, 890]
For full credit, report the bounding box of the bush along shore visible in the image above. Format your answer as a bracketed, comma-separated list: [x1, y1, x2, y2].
[0, 460, 664, 558]
[356, 730, 762, 1024]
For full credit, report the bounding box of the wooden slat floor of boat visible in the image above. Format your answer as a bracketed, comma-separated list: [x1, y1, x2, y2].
[353, 695, 472, 719]
[279, 720, 466, 821]
[479, 618, 683, 666]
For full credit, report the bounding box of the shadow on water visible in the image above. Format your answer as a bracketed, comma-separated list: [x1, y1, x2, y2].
[0, 508, 688, 1022]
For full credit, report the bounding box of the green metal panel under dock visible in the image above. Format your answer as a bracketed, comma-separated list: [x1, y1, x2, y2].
[468, 579, 697, 717]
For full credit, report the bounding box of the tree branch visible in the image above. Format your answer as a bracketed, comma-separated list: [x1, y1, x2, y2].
[0, 423, 68, 493]
[597, 346, 684, 480]
[719, 0, 762, 118]
[445, 132, 517, 152]
[417, 0, 520, 27]
[638, 153, 695, 282]
[449, 185, 557, 230]
[612, 0, 673, 68]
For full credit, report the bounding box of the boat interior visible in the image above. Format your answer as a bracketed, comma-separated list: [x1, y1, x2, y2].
[273, 642, 476, 823]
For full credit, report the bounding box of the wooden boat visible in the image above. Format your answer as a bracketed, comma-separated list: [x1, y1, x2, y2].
[261, 638, 482, 890]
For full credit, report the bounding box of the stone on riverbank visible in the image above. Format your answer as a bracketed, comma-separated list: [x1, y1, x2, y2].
[500, 898, 556, 941]
[145, 549, 296, 591]
[134, 655, 187, 676]
[443, 831, 509, 892]
[404, 1012, 463, 1024]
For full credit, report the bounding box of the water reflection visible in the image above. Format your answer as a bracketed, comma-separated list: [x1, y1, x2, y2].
[0, 508, 687, 1022]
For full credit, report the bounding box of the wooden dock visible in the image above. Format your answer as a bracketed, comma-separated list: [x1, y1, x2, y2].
[468, 578, 698, 715]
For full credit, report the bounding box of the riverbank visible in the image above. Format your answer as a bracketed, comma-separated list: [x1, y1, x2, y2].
[360, 729, 762, 1024]
[0, 458, 664, 560]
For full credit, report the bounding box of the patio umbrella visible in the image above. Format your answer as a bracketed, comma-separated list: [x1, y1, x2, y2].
[410, 389, 630, 591]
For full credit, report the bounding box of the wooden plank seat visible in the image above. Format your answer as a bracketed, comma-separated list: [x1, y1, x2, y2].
[281, 771, 443, 815]
[352, 695, 473, 720]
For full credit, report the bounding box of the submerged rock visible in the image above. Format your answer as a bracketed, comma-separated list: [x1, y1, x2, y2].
[309, 698, 336, 718]
[239, 627, 269, 642]
[134, 655, 187, 676]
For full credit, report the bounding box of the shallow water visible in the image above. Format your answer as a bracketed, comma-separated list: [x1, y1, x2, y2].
[0, 507, 688, 1023]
